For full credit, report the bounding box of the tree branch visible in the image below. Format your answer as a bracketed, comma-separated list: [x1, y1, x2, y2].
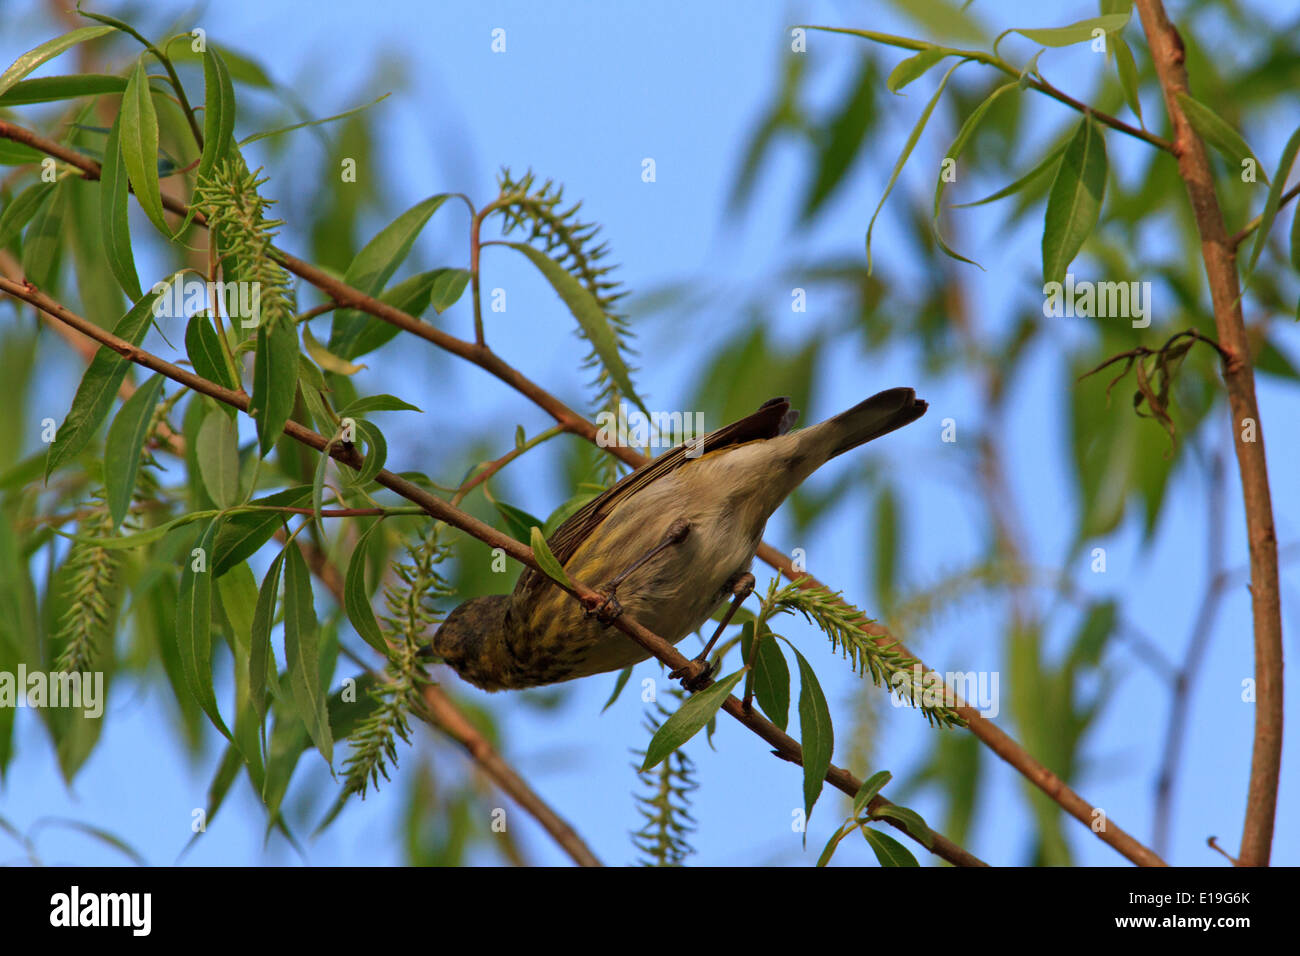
[1134, 0, 1284, 867]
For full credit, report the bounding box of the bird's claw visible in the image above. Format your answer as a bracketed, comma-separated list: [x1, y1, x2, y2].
[582, 586, 623, 624]
[670, 657, 716, 692]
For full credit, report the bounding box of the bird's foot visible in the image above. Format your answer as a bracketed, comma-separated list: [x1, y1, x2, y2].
[582, 585, 624, 624]
[670, 656, 717, 692]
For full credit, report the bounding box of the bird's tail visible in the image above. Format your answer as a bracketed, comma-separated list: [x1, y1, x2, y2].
[822, 387, 928, 460]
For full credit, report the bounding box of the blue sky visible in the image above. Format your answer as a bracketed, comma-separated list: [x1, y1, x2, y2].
[2, 0, 1297, 866]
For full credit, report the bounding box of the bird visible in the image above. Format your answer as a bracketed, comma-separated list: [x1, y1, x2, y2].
[430, 388, 927, 691]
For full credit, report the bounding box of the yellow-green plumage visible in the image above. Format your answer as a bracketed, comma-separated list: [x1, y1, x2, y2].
[433, 389, 926, 690]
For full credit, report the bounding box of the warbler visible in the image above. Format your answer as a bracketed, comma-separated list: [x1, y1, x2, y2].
[432, 388, 927, 691]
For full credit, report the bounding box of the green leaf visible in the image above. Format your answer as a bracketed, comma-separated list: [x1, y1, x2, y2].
[802, 59, 876, 220]
[185, 312, 239, 392]
[59, 509, 216, 551]
[196, 47, 236, 185]
[1042, 116, 1108, 285]
[236, 92, 389, 147]
[249, 548, 286, 722]
[887, 49, 948, 93]
[953, 138, 1068, 208]
[333, 267, 469, 360]
[283, 542, 333, 763]
[1245, 125, 1300, 282]
[641, 668, 747, 770]
[176, 516, 233, 741]
[870, 804, 933, 848]
[507, 241, 649, 417]
[328, 194, 453, 357]
[99, 110, 144, 301]
[529, 526, 572, 589]
[344, 521, 388, 656]
[742, 622, 790, 730]
[0, 73, 124, 106]
[20, 178, 64, 289]
[0, 141, 45, 165]
[791, 645, 833, 825]
[301, 324, 364, 376]
[348, 420, 387, 487]
[1176, 92, 1268, 185]
[1111, 34, 1143, 127]
[337, 394, 423, 416]
[0, 25, 115, 99]
[866, 58, 967, 274]
[816, 820, 856, 867]
[853, 769, 893, 817]
[212, 486, 310, 575]
[1011, 12, 1131, 47]
[250, 317, 299, 456]
[45, 283, 169, 479]
[933, 79, 1019, 266]
[0, 182, 55, 250]
[196, 407, 241, 507]
[496, 502, 545, 544]
[1291, 198, 1300, 276]
[103, 373, 164, 528]
[872, 485, 899, 605]
[120, 58, 170, 237]
[601, 667, 633, 712]
[861, 826, 919, 866]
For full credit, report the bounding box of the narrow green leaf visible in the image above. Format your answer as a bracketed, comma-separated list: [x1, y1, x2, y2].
[816, 820, 856, 867]
[236, 92, 389, 147]
[344, 521, 388, 656]
[250, 318, 299, 456]
[1176, 92, 1268, 185]
[872, 486, 899, 604]
[99, 111, 144, 301]
[496, 502, 545, 544]
[249, 548, 286, 722]
[302, 324, 364, 376]
[953, 139, 1068, 208]
[196, 408, 240, 507]
[176, 516, 233, 741]
[887, 49, 949, 93]
[529, 526, 572, 589]
[45, 283, 169, 479]
[853, 769, 893, 817]
[933, 79, 1019, 266]
[310, 435, 338, 527]
[507, 241, 649, 416]
[340, 267, 471, 359]
[283, 542, 333, 763]
[1042, 116, 1108, 285]
[337, 394, 423, 416]
[791, 645, 833, 825]
[120, 58, 170, 236]
[866, 58, 967, 274]
[601, 666, 634, 713]
[1111, 34, 1143, 127]
[870, 804, 934, 848]
[185, 312, 239, 392]
[0, 182, 55, 250]
[0, 141, 45, 165]
[196, 47, 236, 185]
[742, 622, 790, 730]
[328, 194, 452, 357]
[348, 420, 387, 487]
[1245, 125, 1300, 281]
[1291, 200, 1300, 275]
[103, 373, 164, 528]
[641, 668, 747, 771]
[59, 510, 216, 551]
[212, 486, 311, 575]
[19, 178, 64, 289]
[0, 73, 124, 106]
[0, 25, 115, 99]
[861, 826, 920, 866]
[1012, 12, 1131, 47]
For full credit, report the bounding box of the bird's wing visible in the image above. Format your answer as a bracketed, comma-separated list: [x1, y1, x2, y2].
[514, 397, 799, 595]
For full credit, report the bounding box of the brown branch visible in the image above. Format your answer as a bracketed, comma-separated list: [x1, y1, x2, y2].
[1134, 0, 1284, 868]
[0, 276, 983, 867]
